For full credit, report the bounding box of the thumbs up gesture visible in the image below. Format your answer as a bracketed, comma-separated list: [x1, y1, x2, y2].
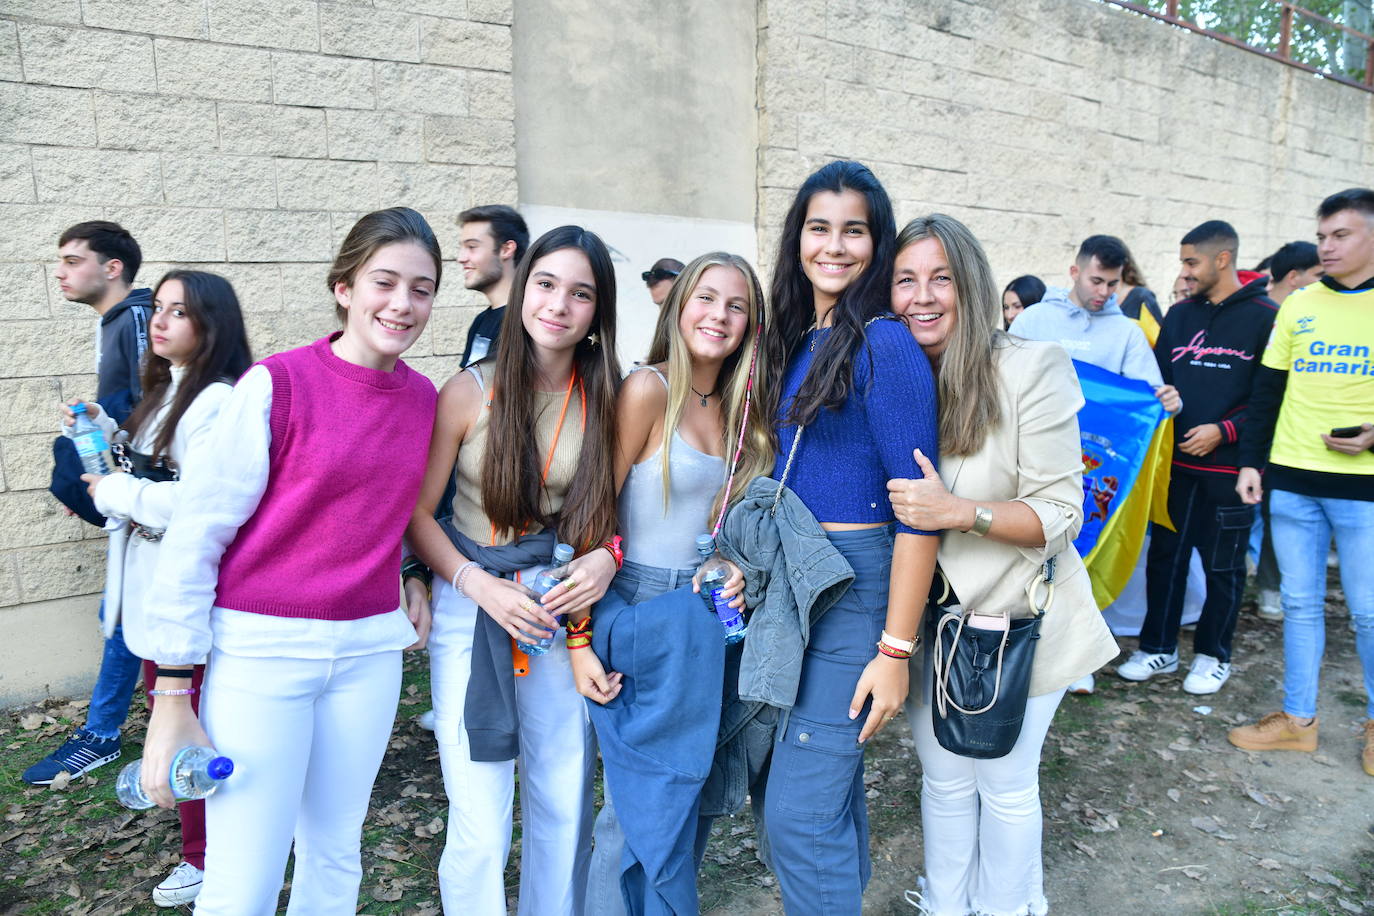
[886, 448, 957, 532]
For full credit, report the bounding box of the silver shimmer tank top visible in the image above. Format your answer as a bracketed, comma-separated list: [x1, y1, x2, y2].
[617, 367, 727, 569]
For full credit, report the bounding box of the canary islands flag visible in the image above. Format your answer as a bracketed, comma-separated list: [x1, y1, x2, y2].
[1072, 360, 1174, 609]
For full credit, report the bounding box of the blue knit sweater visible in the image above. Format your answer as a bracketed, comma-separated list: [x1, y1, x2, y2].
[774, 316, 940, 536]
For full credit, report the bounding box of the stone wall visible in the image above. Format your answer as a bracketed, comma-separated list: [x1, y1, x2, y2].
[3, 0, 1373, 704]
[756, 0, 1374, 294]
[0, 0, 514, 703]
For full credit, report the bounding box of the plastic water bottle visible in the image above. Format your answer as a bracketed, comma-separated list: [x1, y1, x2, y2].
[696, 534, 746, 644]
[525, 542, 576, 656]
[115, 747, 234, 809]
[70, 402, 113, 475]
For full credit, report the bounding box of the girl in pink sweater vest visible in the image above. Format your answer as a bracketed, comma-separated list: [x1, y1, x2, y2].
[138, 208, 441, 916]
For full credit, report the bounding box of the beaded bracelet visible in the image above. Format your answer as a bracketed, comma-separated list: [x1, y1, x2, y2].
[149, 687, 197, 697]
[452, 561, 481, 598]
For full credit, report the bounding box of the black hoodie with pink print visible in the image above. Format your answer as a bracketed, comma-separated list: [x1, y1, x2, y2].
[1153, 276, 1278, 477]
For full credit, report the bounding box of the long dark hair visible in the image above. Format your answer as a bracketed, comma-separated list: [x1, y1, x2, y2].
[481, 226, 622, 551]
[1003, 275, 1046, 310]
[123, 270, 252, 461]
[766, 160, 896, 427]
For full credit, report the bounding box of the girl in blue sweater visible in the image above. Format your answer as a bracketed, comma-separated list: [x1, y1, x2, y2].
[762, 160, 940, 912]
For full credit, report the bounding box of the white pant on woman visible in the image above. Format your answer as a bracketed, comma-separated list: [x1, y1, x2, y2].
[907, 688, 1066, 916]
[194, 647, 402, 915]
[428, 577, 596, 916]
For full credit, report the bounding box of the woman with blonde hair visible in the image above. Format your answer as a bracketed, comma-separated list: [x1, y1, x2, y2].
[578, 250, 773, 914]
[888, 213, 1118, 915]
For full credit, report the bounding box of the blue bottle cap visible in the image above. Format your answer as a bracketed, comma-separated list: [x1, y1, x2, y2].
[695, 533, 715, 553]
[207, 757, 234, 780]
[72, 402, 87, 415]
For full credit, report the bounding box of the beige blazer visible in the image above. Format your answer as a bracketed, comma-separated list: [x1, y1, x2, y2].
[910, 336, 1119, 699]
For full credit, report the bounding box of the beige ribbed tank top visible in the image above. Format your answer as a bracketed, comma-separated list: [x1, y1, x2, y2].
[450, 362, 585, 547]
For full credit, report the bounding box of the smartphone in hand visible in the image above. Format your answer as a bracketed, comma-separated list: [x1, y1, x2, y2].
[1330, 426, 1365, 438]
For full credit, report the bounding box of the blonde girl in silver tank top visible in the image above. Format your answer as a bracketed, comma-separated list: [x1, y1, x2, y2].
[576, 252, 775, 916]
[404, 226, 623, 916]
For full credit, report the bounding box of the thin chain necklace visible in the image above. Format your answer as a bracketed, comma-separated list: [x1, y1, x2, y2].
[689, 385, 715, 407]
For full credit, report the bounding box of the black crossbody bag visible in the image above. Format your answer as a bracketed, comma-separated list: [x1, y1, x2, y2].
[927, 556, 1056, 759]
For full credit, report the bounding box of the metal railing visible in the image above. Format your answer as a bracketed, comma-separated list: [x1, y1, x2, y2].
[1103, 0, 1374, 91]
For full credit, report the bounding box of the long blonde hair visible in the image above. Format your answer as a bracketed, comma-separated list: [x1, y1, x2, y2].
[896, 215, 1004, 457]
[648, 252, 774, 528]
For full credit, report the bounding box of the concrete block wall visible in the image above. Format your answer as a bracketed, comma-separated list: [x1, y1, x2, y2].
[756, 0, 1374, 297]
[0, 0, 514, 703]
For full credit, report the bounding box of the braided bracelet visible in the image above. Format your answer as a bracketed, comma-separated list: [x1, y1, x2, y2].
[566, 634, 593, 650]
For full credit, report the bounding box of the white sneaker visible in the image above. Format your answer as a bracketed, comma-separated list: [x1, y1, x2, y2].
[1068, 673, 1095, 695]
[418, 709, 436, 731]
[1257, 589, 1282, 621]
[1182, 654, 1231, 695]
[1117, 649, 1179, 681]
[152, 861, 203, 907]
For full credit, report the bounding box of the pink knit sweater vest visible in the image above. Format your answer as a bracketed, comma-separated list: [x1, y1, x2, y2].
[215, 335, 437, 620]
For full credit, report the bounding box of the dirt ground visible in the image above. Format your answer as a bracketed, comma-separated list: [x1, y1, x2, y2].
[698, 588, 1374, 916]
[1, 584, 1371, 915]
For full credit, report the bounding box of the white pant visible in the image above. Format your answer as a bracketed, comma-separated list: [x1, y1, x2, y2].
[428, 577, 596, 916]
[908, 688, 1066, 916]
[194, 648, 402, 916]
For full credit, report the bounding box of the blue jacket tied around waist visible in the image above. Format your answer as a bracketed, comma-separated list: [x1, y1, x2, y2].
[588, 585, 725, 916]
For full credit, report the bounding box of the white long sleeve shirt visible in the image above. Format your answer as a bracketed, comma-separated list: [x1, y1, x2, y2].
[91, 368, 230, 659]
[141, 365, 418, 665]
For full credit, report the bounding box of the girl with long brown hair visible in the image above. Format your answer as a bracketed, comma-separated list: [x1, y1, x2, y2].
[405, 225, 622, 915]
[74, 270, 250, 907]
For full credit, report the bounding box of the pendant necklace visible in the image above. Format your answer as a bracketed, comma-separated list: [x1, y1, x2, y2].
[690, 385, 715, 407]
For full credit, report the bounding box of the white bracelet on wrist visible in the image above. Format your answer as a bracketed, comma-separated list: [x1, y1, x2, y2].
[880, 630, 918, 654]
[452, 561, 481, 598]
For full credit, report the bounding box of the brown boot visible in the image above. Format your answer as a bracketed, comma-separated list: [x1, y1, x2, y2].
[1363, 720, 1374, 777]
[1227, 711, 1318, 752]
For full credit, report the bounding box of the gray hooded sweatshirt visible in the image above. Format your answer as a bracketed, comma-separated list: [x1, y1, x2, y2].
[1009, 286, 1163, 387]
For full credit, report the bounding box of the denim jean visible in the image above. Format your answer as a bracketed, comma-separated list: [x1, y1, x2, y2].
[765, 525, 893, 915]
[85, 605, 143, 739]
[585, 559, 699, 916]
[1269, 489, 1374, 719]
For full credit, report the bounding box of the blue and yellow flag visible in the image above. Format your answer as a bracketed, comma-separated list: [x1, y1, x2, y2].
[1071, 360, 1175, 609]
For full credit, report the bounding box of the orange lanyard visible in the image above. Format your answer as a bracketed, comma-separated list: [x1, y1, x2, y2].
[487, 368, 587, 546]
[485, 368, 585, 676]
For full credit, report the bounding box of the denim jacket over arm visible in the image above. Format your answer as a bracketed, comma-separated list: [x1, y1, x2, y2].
[701, 476, 854, 816]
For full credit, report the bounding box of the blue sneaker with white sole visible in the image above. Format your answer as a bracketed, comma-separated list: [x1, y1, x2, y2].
[21, 728, 121, 785]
